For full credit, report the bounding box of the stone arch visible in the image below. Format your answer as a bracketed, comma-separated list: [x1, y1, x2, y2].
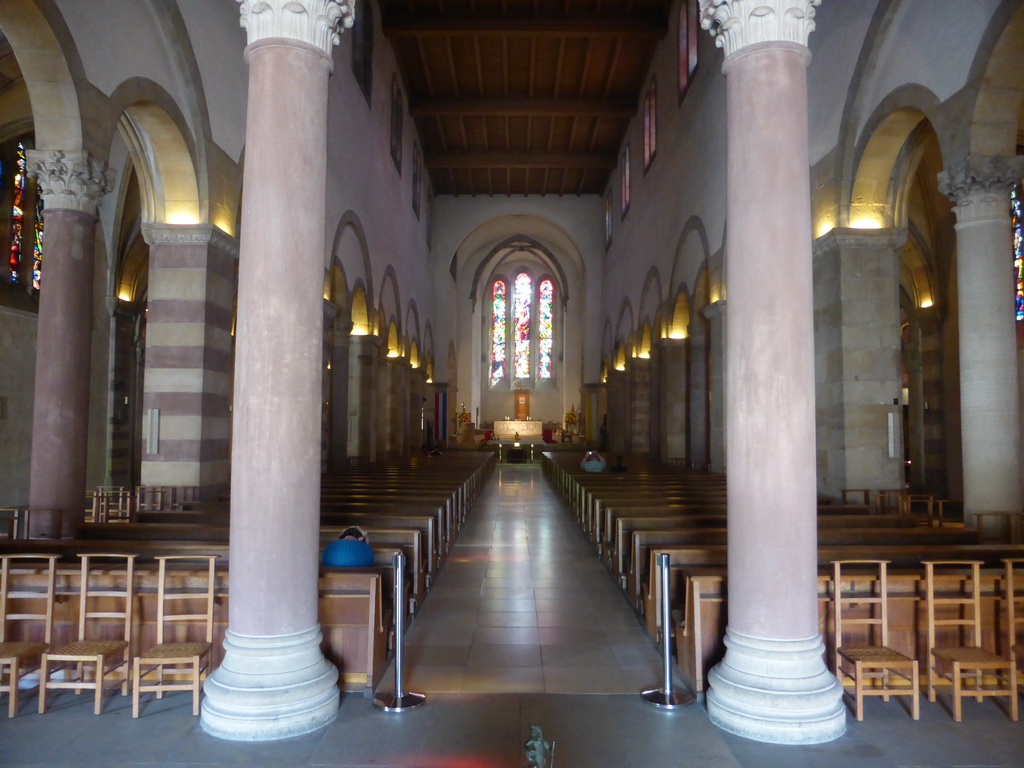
[469, 234, 571, 310]
[111, 79, 202, 226]
[667, 289, 691, 339]
[404, 301, 421, 363]
[0, 0, 84, 151]
[669, 215, 712, 299]
[614, 299, 635, 359]
[637, 267, 663, 333]
[378, 265, 402, 341]
[331, 210, 375, 312]
[966, 2, 1024, 156]
[846, 87, 942, 230]
[351, 282, 371, 336]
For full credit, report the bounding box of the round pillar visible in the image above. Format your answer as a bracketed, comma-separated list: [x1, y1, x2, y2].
[699, 0, 844, 743]
[201, 0, 354, 741]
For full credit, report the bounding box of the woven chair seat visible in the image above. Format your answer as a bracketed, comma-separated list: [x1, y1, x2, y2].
[932, 646, 1011, 666]
[48, 639, 128, 657]
[0, 641, 47, 659]
[138, 642, 210, 660]
[840, 646, 915, 664]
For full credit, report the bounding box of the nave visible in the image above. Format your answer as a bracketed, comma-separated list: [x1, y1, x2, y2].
[5, 464, 1024, 768]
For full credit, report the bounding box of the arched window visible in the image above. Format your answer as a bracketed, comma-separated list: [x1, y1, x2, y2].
[490, 279, 507, 385]
[537, 278, 554, 379]
[620, 143, 631, 217]
[489, 270, 557, 388]
[643, 78, 657, 171]
[513, 273, 532, 378]
[678, 0, 698, 103]
[3, 136, 44, 292]
[1012, 182, 1022, 323]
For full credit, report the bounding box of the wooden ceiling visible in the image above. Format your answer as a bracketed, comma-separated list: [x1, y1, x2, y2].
[381, 0, 675, 196]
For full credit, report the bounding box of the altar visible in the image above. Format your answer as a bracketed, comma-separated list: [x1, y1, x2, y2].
[492, 420, 543, 441]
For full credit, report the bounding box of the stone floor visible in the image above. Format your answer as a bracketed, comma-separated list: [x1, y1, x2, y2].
[2, 464, 1024, 767]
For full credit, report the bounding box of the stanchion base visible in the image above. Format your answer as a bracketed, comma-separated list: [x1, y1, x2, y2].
[373, 691, 426, 712]
[641, 687, 694, 709]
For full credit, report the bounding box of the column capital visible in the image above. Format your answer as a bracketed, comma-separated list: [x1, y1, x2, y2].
[25, 149, 113, 216]
[699, 0, 821, 58]
[142, 223, 240, 257]
[938, 154, 1024, 225]
[238, 0, 353, 55]
[812, 227, 907, 261]
[703, 298, 727, 321]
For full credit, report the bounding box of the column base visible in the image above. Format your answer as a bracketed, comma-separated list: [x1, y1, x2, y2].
[201, 626, 339, 741]
[707, 628, 845, 745]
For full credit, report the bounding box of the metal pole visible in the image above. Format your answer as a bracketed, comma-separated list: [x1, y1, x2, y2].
[641, 553, 694, 708]
[374, 552, 426, 711]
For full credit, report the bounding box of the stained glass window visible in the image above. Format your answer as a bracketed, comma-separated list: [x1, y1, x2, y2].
[620, 144, 631, 217]
[538, 279, 554, 379]
[1013, 182, 1023, 323]
[33, 190, 44, 290]
[490, 280, 507, 385]
[678, 0, 698, 102]
[513, 273, 531, 378]
[644, 78, 657, 171]
[9, 141, 26, 283]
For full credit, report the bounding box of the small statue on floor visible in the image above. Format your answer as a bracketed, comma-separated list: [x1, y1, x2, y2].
[524, 725, 555, 768]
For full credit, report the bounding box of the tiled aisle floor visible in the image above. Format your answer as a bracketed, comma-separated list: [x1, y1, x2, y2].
[383, 463, 667, 695]
[3, 464, 1024, 767]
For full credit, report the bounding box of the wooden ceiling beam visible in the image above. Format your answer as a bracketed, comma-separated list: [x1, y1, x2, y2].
[425, 151, 616, 170]
[383, 15, 665, 39]
[409, 97, 634, 118]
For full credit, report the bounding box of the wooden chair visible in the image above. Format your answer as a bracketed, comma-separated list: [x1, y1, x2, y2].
[831, 560, 919, 720]
[1003, 559, 1024, 692]
[91, 487, 133, 524]
[923, 560, 1017, 722]
[38, 553, 137, 715]
[132, 555, 218, 717]
[0, 554, 58, 717]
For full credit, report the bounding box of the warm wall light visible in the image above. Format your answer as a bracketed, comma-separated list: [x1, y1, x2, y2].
[815, 221, 836, 239]
[668, 330, 687, 340]
[920, 299, 933, 309]
[118, 290, 132, 302]
[637, 351, 650, 359]
[850, 217, 883, 230]
[614, 364, 625, 372]
[387, 350, 400, 358]
[350, 325, 369, 336]
[165, 211, 201, 226]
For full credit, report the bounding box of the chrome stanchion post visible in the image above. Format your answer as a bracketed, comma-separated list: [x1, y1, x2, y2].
[374, 552, 426, 712]
[641, 553, 694, 708]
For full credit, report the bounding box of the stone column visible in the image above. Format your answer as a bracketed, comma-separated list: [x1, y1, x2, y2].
[385, 355, 410, 456]
[704, 300, 727, 473]
[903, 315, 926, 492]
[327, 315, 352, 472]
[812, 228, 904, 500]
[139, 224, 237, 500]
[606, 367, 628, 455]
[657, 337, 688, 464]
[25, 149, 111, 538]
[628, 356, 652, 457]
[408, 367, 425, 453]
[201, 0, 353, 741]
[700, 0, 844, 743]
[938, 155, 1024, 527]
[687, 319, 709, 469]
[347, 334, 383, 462]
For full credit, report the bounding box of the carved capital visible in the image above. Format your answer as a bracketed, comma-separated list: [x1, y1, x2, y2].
[813, 227, 907, 262]
[937, 154, 1024, 225]
[238, 0, 353, 55]
[25, 149, 113, 216]
[700, 0, 821, 57]
[142, 224, 240, 257]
